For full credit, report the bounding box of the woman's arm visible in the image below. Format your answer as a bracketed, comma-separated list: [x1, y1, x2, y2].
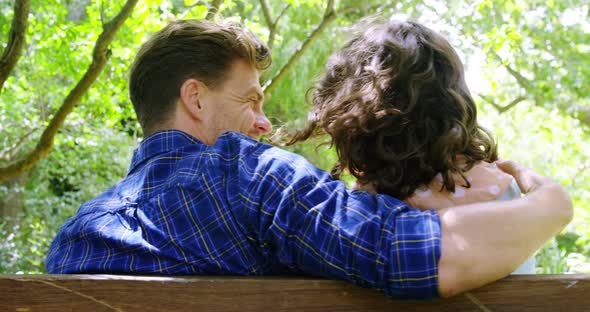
[437, 160, 573, 297]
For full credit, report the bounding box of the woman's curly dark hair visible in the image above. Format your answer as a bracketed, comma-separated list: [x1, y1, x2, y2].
[287, 20, 498, 199]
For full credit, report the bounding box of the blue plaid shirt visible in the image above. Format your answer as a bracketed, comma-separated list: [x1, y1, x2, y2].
[46, 130, 441, 299]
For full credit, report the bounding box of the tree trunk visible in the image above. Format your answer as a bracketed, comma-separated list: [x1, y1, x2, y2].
[0, 172, 28, 225]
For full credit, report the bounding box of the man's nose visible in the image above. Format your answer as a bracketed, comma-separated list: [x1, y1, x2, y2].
[254, 112, 272, 135]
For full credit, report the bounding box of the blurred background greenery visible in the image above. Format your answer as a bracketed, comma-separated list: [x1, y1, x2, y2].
[0, 0, 588, 274]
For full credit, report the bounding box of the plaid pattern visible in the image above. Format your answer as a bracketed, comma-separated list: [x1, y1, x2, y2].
[46, 130, 441, 299]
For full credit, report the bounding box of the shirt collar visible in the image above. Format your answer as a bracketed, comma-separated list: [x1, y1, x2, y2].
[127, 129, 204, 175]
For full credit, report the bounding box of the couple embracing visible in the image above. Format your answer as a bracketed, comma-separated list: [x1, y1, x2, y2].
[46, 18, 572, 299]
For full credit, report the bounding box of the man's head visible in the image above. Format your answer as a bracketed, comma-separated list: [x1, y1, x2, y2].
[129, 19, 272, 143]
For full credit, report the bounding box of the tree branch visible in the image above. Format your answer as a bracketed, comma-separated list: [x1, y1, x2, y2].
[477, 93, 527, 114]
[489, 49, 532, 90]
[263, 2, 337, 97]
[259, 0, 274, 50]
[0, 127, 38, 162]
[0, 0, 139, 184]
[502, 95, 527, 112]
[205, 0, 222, 20]
[488, 48, 549, 109]
[274, 4, 290, 26]
[99, 0, 106, 27]
[464, 30, 533, 93]
[259, 0, 290, 51]
[259, 0, 273, 30]
[470, 31, 590, 129]
[466, 30, 546, 109]
[477, 93, 499, 108]
[177, 1, 205, 20]
[324, 0, 335, 17]
[0, 0, 30, 91]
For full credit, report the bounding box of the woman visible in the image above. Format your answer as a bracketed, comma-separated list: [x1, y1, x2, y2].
[288, 19, 535, 273]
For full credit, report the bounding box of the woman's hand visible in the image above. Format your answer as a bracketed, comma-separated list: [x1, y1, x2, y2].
[495, 160, 557, 194]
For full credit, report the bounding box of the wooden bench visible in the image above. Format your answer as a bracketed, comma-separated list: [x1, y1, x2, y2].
[1, 274, 588, 311]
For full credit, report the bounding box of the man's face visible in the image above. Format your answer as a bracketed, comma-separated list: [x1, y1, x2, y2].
[199, 59, 272, 143]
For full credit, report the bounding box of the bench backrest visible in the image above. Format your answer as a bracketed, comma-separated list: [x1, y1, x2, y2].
[2, 274, 589, 311]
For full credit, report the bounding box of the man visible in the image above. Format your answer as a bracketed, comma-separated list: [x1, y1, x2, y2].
[46, 19, 572, 299]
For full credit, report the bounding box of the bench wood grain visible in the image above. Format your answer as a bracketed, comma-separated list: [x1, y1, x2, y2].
[1, 274, 589, 311]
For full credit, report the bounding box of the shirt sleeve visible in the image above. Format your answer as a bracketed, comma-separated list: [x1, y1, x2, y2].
[227, 141, 441, 299]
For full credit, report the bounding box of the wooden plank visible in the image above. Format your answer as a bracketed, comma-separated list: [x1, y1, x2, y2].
[1, 274, 589, 311]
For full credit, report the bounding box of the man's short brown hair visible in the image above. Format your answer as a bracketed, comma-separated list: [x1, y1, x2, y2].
[129, 19, 271, 135]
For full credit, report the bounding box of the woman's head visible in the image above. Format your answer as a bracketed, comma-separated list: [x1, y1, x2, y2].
[289, 20, 497, 199]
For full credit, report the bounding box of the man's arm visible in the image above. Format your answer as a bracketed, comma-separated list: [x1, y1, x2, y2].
[437, 160, 573, 297]
[235, 144, 442, 299]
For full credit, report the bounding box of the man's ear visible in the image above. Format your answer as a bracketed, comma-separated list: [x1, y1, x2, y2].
[179, 78, 206, 120]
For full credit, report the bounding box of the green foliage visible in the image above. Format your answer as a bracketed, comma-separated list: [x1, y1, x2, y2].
[0, 126, 134, 273]
[0, 0, 588, 274]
